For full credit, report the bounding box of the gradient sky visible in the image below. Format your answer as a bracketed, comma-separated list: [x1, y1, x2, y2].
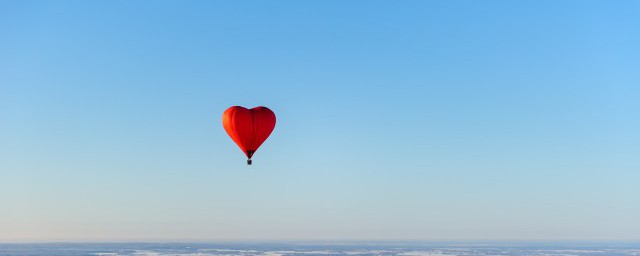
[1, 0, 639, 241]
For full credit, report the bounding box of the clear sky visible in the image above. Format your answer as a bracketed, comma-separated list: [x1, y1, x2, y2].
[1, 0, 639, 242]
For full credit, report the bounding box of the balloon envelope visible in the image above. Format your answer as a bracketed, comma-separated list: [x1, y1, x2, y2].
[222, 106, 276, 162]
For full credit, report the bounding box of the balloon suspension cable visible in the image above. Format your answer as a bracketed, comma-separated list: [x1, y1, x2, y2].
[247, 159, 252, 165]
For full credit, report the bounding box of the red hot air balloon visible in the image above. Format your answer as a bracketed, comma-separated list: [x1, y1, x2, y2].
[222, 106, 276, 165]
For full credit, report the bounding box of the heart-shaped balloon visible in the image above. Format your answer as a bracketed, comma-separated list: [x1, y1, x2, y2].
[222, 106, 276, 165]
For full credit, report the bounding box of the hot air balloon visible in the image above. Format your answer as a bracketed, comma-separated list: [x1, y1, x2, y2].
[222, 106, 276, 165]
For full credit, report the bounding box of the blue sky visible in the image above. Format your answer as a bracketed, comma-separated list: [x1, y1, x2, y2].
[1, 0, 639, 241]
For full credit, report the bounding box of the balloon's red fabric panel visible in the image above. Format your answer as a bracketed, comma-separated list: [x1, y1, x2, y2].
[222, 106, 276, 159]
